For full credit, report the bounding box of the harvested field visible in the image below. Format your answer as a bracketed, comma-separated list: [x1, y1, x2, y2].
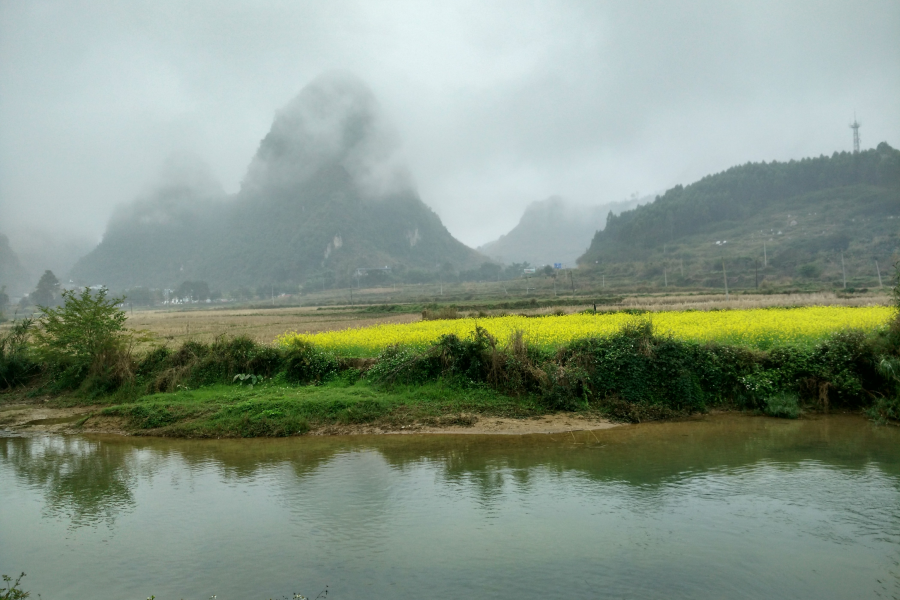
[126, 306, 421, 345]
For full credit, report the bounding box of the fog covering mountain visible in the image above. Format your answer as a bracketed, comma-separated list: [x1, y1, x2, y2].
[3, 229, 95, 294]
[71, 73, 483, 291]
[478, 195, 650, 267]
[578, 143, 900, 284]
[0, 233, 29, 296]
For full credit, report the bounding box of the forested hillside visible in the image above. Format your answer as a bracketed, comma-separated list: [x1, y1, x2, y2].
[579, 143, 900, 289]
[71, 73, 483, 292]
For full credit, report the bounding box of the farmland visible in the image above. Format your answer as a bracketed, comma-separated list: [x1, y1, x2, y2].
[278, 305, 894, 356]
[117, 290, 890, 345]
[2, 288, 897, 438]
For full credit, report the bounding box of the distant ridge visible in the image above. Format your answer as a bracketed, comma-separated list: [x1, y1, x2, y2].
[72, 72, 483, 291]
[478, 195, 650, 267]
[578, 143, 900, 286]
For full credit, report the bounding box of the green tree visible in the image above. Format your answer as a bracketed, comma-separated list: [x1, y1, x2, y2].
[33, 287, 137, 388]
[31, 270, 60, 307]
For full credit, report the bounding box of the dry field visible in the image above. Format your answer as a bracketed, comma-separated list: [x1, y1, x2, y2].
[126, 306, 421, 345]
[119, 291, 890, 347]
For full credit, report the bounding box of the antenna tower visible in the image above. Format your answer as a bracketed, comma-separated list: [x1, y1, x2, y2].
[850, 114, 861, 153]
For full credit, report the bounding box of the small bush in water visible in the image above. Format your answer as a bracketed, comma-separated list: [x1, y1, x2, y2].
[764, 393, 801, 419]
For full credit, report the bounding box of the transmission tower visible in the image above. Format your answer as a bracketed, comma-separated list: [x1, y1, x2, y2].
[850, 114, 861, 153]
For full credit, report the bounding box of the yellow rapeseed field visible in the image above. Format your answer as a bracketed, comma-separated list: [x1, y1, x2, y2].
[276, 306, 894, 357]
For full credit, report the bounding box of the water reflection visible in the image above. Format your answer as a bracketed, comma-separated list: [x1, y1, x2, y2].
[3, 415, 900, 527]
[1, 414, 899, 600]
[0, 436, 139, 528]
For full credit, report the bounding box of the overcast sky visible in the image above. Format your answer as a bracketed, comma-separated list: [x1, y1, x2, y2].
[2, 0, 898, 249]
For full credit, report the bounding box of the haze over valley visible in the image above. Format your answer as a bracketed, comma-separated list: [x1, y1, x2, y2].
[1, 1, 898, 303]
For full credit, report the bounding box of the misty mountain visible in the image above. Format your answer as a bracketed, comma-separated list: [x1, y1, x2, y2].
[0, 233, 29, 296]
[72, 73, 483, 291]
[4, 229, 95, 292]
[579, 143, 900, 284]
[478, 195, 650, 267]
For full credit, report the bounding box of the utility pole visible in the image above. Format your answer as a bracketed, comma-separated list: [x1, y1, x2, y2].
[722, 257, 729, 299]
[271, 284, 274, 306]
[755, 258, 759, 289]
[569, 270, 576, 298]
[841, 251, 847, 289]
[876, 260, 883, 288]
[663, 245, 667, 288]
[763, 242, 767, 268]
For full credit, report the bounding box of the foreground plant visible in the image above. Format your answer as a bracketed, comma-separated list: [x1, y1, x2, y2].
[0, 572, 29, 600]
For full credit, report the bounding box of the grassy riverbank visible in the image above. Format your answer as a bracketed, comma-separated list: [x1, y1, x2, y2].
[2, 285, 899, 436]
[92, 380, 547, 437]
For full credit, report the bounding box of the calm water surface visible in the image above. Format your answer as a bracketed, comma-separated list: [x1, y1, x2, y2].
[2, 414, 899, 599]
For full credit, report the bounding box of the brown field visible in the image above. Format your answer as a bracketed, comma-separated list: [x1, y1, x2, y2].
[119, 290, 890, 347]
[126, 306, 421, 345]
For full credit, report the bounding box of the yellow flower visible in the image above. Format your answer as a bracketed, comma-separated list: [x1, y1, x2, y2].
[275, 306, 892, 357]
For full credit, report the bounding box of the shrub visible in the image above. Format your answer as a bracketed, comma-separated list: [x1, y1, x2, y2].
[32, 288, 142, 391]
[0, 319, 39, 389]
[763, 392, 801, 418]
[432, 327, 494, 382]
[283, 338, 338, 384]
[867, 357, 900, 424]
[547, 325, 716, 416]
[366, 345, 432, 386]
[150, 336, 285, 391]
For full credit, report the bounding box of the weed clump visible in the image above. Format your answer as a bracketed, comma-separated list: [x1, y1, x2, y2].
[763, 393, 801, 419]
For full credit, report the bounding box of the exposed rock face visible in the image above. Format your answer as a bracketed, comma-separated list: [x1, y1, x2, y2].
[72, 72, 482, 290]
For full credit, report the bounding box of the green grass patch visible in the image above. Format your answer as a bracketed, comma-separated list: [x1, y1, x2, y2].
[99, 379, 546, 438]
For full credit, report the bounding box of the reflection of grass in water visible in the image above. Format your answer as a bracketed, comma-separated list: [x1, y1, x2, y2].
[101, 379, 542, 438]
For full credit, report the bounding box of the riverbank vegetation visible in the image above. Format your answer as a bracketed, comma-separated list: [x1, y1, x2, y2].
[1, 267, 899, 436]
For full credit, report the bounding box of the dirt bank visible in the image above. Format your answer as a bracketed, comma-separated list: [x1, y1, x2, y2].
[0, 404, 619, 437]
[0, 403, 128, 436]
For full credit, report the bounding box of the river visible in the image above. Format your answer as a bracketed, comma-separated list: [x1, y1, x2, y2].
[2, 414, 899, 599]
